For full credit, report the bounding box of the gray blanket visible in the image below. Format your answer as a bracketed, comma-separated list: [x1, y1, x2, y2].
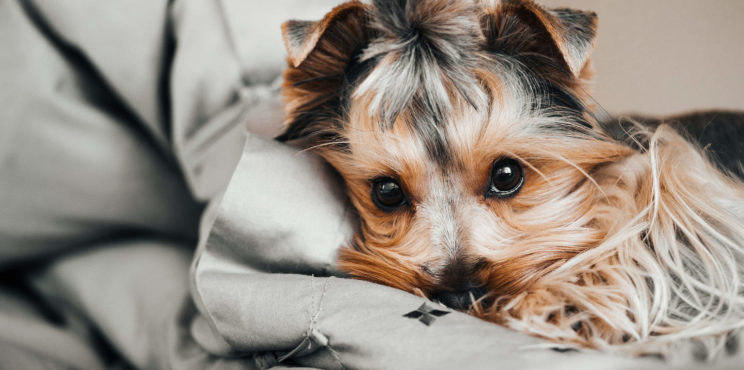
[1, 1, 740, 369]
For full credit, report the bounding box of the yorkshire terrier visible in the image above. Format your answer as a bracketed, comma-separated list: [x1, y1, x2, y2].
[276, 0, 744, 358]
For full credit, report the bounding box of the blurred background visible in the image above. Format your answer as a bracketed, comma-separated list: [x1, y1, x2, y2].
[540, 0, 744, 116]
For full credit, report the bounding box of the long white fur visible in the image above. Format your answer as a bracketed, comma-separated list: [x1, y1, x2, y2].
[496, 123, 744, 359]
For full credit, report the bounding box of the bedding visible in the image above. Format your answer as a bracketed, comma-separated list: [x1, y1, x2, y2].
[0, 0, 741, 368]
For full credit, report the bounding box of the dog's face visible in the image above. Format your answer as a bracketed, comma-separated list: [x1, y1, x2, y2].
[278, 0, 744, 354]
[280, 0, 632, 306]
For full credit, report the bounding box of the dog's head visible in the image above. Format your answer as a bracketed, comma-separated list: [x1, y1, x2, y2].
[277, 0, 744, 354]
[278, 0, 631, 307]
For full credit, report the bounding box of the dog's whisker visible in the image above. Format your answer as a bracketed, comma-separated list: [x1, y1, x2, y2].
[530, 147, 608, 201]
[277, 0, 744, 359]
[299, 140, 352, 153]
[502, 150, 554, 187]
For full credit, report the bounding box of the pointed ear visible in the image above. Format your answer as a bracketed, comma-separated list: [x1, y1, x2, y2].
[282, 20, 321, 68]
[278, 1, 370, 143]
[540, 6, 598, 76]
[481, 0, 597, 78]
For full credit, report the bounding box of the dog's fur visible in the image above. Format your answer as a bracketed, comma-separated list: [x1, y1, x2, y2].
[277, 0, 744, 358]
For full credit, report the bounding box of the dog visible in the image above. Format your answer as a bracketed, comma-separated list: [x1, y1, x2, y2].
[276, 0, 744, 358]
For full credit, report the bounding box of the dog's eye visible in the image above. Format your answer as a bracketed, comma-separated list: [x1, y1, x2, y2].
[487, 158, 524, 198]
[372, 178, 407, 211]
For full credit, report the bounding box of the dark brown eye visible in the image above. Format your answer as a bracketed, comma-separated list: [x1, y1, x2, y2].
[487, 158, 524, 198]
[372, 178, 407, 211]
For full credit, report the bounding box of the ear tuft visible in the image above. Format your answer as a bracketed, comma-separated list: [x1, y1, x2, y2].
[280, 1, 368, 69]
[483, 0, 598, 78]
[282, 20, 320, 68]
[278, 1, 371, 144]
[541, 7, 597, 76]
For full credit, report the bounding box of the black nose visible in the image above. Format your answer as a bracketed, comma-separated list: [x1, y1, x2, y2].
[433, 287, 486, 310]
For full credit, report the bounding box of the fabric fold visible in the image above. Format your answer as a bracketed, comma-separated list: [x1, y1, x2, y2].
[189, 133, 670, 370]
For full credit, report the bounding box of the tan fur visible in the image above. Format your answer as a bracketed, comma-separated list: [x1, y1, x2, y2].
[488, 126, 744, 356]
[279, 0, 744, 360]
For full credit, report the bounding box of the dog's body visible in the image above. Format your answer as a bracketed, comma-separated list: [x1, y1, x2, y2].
[278, 0, 744, 358]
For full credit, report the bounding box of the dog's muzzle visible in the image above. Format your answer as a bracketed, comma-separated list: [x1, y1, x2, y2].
[433, 286, 487, 310]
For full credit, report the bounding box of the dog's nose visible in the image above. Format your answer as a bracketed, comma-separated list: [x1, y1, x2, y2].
[433, 286, 486, 310]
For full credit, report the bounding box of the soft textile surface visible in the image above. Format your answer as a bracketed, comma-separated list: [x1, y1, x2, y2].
[188, 135, 667, 369]
[1, 0, 741, 369]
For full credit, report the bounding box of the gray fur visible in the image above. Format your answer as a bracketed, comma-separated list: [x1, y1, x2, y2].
[357, 0, 488, 127]
[351, 0, 595, 163]
[546, 8, 597, 76]
[285, 20, 316, 54]
[281, 0, 600, 165]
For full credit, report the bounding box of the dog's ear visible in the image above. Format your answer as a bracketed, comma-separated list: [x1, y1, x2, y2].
[278, 1, 370, 143]
[481, 0, 597, 79]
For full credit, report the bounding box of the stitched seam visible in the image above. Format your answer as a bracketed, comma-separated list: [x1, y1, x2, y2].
[325, 341, 346, 370]
[307, 276, 316, 334]
[310, 277, 346, 370]
[309, 277, 329, 331]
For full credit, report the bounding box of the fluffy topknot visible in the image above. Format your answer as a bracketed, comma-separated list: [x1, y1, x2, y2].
[357, 0, 488, 126]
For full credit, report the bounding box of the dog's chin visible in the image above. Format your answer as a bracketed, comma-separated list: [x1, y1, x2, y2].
[280, 0, 744, 360]
[338, 126, 744, 358]
[431, 286, 489, 310]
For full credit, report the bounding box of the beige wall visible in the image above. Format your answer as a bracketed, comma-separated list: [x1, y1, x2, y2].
[539, 0, 744, 115]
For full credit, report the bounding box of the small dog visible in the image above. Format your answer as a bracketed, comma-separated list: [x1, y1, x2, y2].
[277, 0, 744, 358]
